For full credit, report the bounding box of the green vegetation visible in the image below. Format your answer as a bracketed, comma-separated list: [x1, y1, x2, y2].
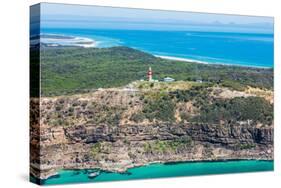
[89, 105, 123, 125]
[143, 137, 193, 154]
[221, 80, 245, 91]
[46, 99, 124, 127]
[91, 142, 101, 157]
[131, 93, 175, 122]
[39, 46, 273, 96]
[170, 85, 273, 124]
[45, 84, 273, 127]
[170, 84, 212, 108]
[131, 83, 273, 125]
[237, 143, 256, 150]
[90, 142, 113, 159]
[194, 96, 273, 124]
[38, 46, 273, 127]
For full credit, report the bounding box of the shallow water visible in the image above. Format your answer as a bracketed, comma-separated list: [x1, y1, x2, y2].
[38, 160, 273, 185]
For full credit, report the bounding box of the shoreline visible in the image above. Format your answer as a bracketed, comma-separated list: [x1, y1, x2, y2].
[39, 33, 98, 48]
[34, 157, 273, 181]
[32, 158, 273, 182]
[155, 54, 272, 69]
[36, 33, 273, 69]
[154, 55, 208, 64]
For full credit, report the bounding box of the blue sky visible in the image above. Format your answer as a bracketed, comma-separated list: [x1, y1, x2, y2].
[40, 3, 274, 33]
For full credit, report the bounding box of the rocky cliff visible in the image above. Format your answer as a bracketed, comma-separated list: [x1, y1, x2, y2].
[30, 83, 273, 179]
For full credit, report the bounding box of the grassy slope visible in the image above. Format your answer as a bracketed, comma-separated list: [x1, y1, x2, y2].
[38, 46, 273, 96]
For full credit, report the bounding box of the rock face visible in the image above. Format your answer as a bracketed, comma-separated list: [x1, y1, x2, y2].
[30, 87, 274, 180]
[31, 118, 273, 179]
[63, 123, 273, 146]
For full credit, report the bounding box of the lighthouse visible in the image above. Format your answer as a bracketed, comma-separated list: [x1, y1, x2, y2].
[147, 67, 153, 82]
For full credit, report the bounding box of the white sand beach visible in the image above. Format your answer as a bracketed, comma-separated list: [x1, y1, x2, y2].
[39, 34, 98, 48]
[154, 55, 208, 64]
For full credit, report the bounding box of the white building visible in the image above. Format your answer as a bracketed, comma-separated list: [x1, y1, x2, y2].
[163, 77, 175, 82]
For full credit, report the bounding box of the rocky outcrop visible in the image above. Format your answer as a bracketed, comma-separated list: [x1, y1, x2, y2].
[30, 121, 273, 179]
[62, 123, 273, 146]
[30, 87, 274, 180]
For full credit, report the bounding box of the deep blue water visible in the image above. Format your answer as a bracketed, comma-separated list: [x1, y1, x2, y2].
[35, 160, 273, 185]
[41, 28, 273, 68]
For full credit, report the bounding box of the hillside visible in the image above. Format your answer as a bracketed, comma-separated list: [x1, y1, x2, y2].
[31, 81, 273, 179]
[30, 46, 274, 180]
[37, 46, 273, 96]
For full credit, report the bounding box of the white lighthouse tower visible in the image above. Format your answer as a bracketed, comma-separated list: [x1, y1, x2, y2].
[147, 67, 153, 82]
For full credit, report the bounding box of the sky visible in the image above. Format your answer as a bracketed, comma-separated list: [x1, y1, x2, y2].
[39, 3, 274, 33]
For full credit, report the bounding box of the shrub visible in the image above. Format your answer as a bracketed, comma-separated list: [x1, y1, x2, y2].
[238, 143, 256, 150]
[91, 142, 101, 156]
[142, 97, 175, 122]
[130, 113, 146, 122]
[193, 96, 273, 124]
[221, 80, 245, 91]
[143, 137, 193, 154]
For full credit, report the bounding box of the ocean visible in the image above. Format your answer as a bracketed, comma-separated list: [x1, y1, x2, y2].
[41, 28, 274, 68]
[37, 160, 273, 185]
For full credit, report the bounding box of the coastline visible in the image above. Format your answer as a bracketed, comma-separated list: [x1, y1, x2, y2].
[30, 33, 274, 184]
[32, 159, 273, 184]
[154, 55, 208, 64]
[37, 33, 273, 69]
[155, 54, 272, 69]
[38, 33, 98, 48]
[33, 154, 273, 181]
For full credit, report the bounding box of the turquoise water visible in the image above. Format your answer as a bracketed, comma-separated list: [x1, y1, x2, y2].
[40, 28, 274, 68]
[37, 160, 273, 185]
